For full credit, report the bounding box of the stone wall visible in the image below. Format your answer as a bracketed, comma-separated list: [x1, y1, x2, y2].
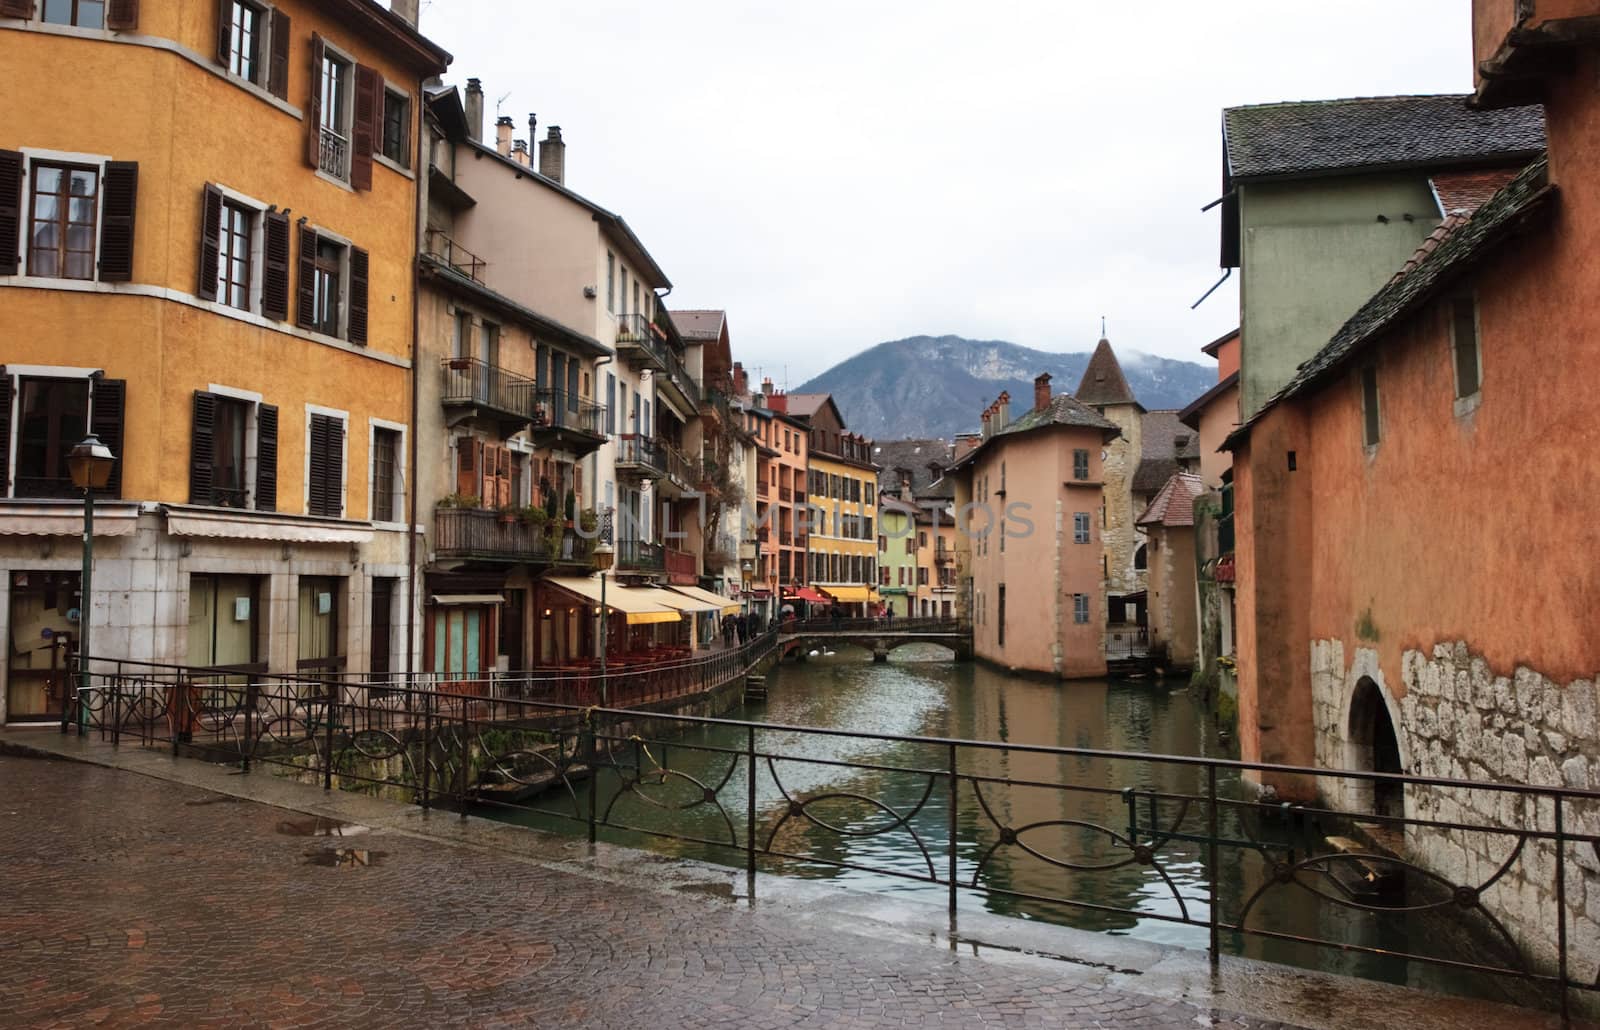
[1098, 404, 1143, 599]
[1309, 637, 1600, 978]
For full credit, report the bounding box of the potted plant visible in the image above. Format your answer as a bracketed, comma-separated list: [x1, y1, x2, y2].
[448, 356, 472, 371]
[496, 504, 517, 526]
[438, 493, 481, 510]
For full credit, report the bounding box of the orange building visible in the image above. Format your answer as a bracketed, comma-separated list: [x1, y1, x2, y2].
[0, 0, 447, 721]
[741, 376, 810, 612]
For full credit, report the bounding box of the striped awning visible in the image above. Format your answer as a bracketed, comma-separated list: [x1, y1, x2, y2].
[544, 576, 684, 625]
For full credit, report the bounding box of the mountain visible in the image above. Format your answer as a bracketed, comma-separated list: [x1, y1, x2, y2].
[794, 335, 1216, 440]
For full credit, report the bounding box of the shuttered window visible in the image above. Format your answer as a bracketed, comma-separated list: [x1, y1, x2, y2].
[255, 403, 278, 511]
[261, 208, 289, 319]
[219, 0, 262, 81]
[381, 88, 410, 166]
[350, 64, 380, 190]
[16, 377, 89, 498]
[1073, 449, 1090, 480]
[306, 412, 344, 517]
[190, 391, 255, 508]
[0, 150, 22, 276]
[27, 163, 97, 280]
[294, 229, 364, 340]
[1073, 512, 1091, 544]
[371, 426, 399, 522]
[42, 0, 104, 27]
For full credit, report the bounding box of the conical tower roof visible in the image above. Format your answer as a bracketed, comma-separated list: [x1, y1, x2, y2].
[1075, 337, 1141, 409]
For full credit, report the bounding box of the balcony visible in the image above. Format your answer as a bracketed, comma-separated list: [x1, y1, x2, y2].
[658, 441, 702, 494]
[615, 434, 664, 479]
[936, 548, 955, 566]
[616, 538, 665, 574]
[424, 228, 486, 283]
[433, 506, 592, 565]
[655, 342, 703, 412]
[779, 485, 792, 502]
[441, 357, 537, 437]
[318, 126, 348, 179]
[666, 546, 698, 585]
[528, 388, 607, 457]
[756, 480, 769, 499]
[615, 314, 669, 372]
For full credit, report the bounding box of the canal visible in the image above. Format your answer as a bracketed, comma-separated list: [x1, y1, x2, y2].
[486, 646, 1538, 1007]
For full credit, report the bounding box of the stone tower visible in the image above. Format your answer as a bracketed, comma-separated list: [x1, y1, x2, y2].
[1075, 337, 1146, 615]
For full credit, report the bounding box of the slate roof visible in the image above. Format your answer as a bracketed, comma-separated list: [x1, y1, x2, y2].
[1228, 156, 1555, 447]
[1223, 95, 1545, 182]
[1075, 338, 1140, 407]
[673, 309, 725, 342]
[948, 393, 1120, 471]
[780, 393, 831, 419]
[1137, 473, 1205, 528]
[1133, 410, 1199, 494]
[874, 439, 954, 495]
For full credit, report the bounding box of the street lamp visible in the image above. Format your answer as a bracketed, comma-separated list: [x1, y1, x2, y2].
[740, 558, 753, 618]
[65, 434, 116, 733]
[592, 540, 614, 706]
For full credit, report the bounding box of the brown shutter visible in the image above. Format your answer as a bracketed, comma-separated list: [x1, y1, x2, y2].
[105, 0, 137, 30]
[215, 0, 232, 64]
[261, 208, 289, 320]
[306, 414, 327, 515]
[305, 33, 324, 168]
[98, 161, 138, 282]
[255, 403, 278, 511]
[456, 437, 479, 499]
[0, 150, 20, 277]
[89, 378, 126, 499]
[351, 65, 380, 191]
[347, 245, 369, 344]
[197, 184, 223, 302]
[266, 9, 290, 99]
[310, 414, 344, 517]
[295, 224, 317, 329]
[190, 391, 217, 505]
[0, 0, 36, 16]
[0, 368, 10, 496]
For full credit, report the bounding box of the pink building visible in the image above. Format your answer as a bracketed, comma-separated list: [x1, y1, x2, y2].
[950, 374, 1119, 678]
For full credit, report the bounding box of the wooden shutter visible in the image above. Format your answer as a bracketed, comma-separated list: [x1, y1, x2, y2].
[215, 0, 232, 64]
[347, 245, 369, 344]
[456, 437, 481, 499]
[89, 378, 126, 499]
[305, 33, 324, 168]
[0, 0, 36, 16]
[190, 391, 217, 504]
[197, 184, 223, 301]
[492, 447, 511, 508]
[295, 224, 317, 329]
[308, 413, 343, 517]
[351, 65, 380, 191]
[261, 208, 289, 320]
[0, 150, 20, 277]
[255, 403, 278, 511]
[98, 161, 138, 282]
[266, 9, 290, 99]
[0, 368, 10, 496]
[106, 0, 138, 30]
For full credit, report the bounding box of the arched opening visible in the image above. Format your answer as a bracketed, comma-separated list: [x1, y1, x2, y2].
[886, 641, 960, 662]
[1133, 544, 1147, 571]
[1348, 676, 1404, 818]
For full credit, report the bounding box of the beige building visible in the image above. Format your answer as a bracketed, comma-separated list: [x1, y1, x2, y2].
[1135, 473, 1203, 670]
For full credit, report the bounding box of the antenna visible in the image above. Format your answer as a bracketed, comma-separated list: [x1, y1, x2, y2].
[1100, 315, 1107, 339]
[494, 91, 512, 118]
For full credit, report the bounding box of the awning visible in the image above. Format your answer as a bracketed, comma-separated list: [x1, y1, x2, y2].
[783, 587, 829, 604]
[166, 507, 373, 544]
[0, 504, 139, 538]
[544, 576, 683, 626]
[820, 585, 879, 603]
[670, 584, 740, 615]
[430, 594, 504, 606]
[629, 585, 720, 615]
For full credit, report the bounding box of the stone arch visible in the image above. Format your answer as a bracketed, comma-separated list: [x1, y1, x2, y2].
[1345, 674, 1407, 818]
[1134, 544, 1147, 571]
[884, 639, 960, 661]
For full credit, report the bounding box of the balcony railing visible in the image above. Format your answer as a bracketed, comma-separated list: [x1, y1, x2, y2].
[441, 357, 535, 419]
[615, 314, 669, 371]
[615, 434, 665, 476]
[665, 546, 698, 584]
[755, 480, 769, 498]
[657, 343, 703, 409]
[659, 441, 702, 491]
[615, 538, 665, 573]
[779, 486, 792, 502]
[425, 228, 486, 283]
[319, 126, 348, 179]
[433, 506, 593, 565]
[529, 388, 606, 438]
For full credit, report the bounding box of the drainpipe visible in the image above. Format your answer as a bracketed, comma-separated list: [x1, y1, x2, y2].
[592, 352, 614, 543]
[405, 73, 425, 681]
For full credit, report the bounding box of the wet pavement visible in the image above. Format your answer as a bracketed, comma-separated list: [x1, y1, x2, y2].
[0, 735, 1575, 1029]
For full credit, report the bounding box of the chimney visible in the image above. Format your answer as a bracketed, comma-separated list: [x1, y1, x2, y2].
[511, 140, 529, 166]
[761, 376, 774, 397]
[732, 362, 748, 396]
[527, 113, 538, 151]
[1033, 372, 1052, 413]
[981, 407, 993, 440]
[494, 115, 513, 156]
[539, 125, 566, 184]
[390, 0, 418, 26]
[996, 391, 1010, 430]
[464, 78, 484, 143]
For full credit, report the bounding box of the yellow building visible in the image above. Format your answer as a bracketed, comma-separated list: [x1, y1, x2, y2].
[784, 394, 879, 614]
[0, 1, 447, 722]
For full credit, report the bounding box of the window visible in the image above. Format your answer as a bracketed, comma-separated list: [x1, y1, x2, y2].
[1361, 365, 1380, 446]
[381, 88, 411, 166]
[632, 280, 640, 321]
[296, 228, 367, 343]
[42, 0, 104, 27]
[371, 426, 400, 522]
[318, 50, 352, 178]
[223, 0, 261, 81]
[297, 576, 344, 670]
[27, 163, 97, 279]
[306, 411, 346, 517]
[309, 237, 342, 335]
[1450, 296, 1480, 400]
[917, 567, 928, 586]
[216, 200, 253, 310]
[1074, 593, 1090, 624]
[210, 396, 250, 506]
[606, 251, 615, 313]
[189, 390, 277, 511]
[453, 310, 472, 360]
[14, 377, 87, 498]
[1074, 512, 1090, 544]
[1073, 449, 1090, 480]
[620, 267, 628, 315]
[1134, 544, 1147, 571]
[605, 373, 616, 434]
[997, 584, 1005, 647]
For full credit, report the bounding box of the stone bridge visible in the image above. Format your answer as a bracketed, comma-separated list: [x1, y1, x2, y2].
[776, 618, 973, 663]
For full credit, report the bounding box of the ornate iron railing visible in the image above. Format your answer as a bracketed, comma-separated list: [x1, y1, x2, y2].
[319, 127, 349, 179]
[615, 434, 664, 476]
[615, 538, 664, 573]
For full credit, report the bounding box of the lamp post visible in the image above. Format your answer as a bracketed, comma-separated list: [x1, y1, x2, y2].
[65, 434, 116, 733]
[740, 558, 753, 619]
[592, 540, 614, 706]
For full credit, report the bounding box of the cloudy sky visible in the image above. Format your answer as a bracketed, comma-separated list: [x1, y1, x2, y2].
[419, 1, 1473, 384]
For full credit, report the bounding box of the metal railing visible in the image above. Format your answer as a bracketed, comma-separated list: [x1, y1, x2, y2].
[615, 434, 665, 475]
[615, 314, 670, 370]
[657, 343, 703, 408]
[615, 538, 665, 573]
[434, 506, 594, 564]
[530, 388, 605, 437]
[756, 480, 769, 498]
[424, 228, 487, 282]
[780, 616, 967, 634]
[319, 127, 348, 179]
[659, 441, 701, 490]
[440, 357, 535, 418]
[68, 644, 1600, 1017]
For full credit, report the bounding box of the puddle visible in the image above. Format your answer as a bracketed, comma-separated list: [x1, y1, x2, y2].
[185, 795, 244, 807]
[303, 847, 388, 869]
[275, 817, 371, 837]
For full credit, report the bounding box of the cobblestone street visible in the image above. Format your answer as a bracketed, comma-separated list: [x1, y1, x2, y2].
[0, 753, 1302, 1029]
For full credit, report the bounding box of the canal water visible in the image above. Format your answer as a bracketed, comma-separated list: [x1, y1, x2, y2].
[488, 646, 1537, 1006]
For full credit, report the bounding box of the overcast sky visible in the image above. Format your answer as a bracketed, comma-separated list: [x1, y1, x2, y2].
[419, 1, 1473, 385]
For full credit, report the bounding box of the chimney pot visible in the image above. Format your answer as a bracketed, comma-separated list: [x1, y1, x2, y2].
[512, 140, 529, 166]
[464, 79, 484, 143]
[1033, 372, 1053, 413]
[527, 112, 538, 147]
[495, 116, 514, 156]
[761, 377, 774, 397]
[539, 125, 566, 184]
[390, 0, 418, 26]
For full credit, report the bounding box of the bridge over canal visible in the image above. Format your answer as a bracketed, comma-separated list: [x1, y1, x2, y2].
[777, 617, 973, 662]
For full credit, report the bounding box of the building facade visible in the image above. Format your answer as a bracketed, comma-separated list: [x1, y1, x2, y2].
[782, 393, 879, 615]
[0, 0, 447, 721]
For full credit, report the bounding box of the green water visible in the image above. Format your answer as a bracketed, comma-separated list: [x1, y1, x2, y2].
[485, 646, 1543, 1006]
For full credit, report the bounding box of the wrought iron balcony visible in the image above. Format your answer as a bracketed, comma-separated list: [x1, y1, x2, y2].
[424, 228, 486, 283]
[656, 342, 703, 410]
[433, 505, 593, 565]
[440, 356, 537, 431]
[659, 441, 702, 492]
[528, 388, 606, 456]
[319, 127, 349, 179]
[615, 314, 669, 372]
[615, 434, 664, 478]
[615, 538, 665, 574]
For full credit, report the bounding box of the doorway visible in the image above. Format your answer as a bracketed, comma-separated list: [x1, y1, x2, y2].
[296, 577, 345, 672]
[7, 571, 80, 721]
[1348, 676, 1405, 818]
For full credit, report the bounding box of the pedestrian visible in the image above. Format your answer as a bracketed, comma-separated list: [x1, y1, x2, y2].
[885, 604, 894, 626]
[830, 605, 842, 629]
[721, 614, 735, 648]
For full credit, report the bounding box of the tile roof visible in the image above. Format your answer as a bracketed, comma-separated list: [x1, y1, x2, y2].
[1075, 338, 1139, 407]
[1133, 410, 1199, 494]
[873, 439, 955, 495]
[1431, 168, 1525, 216]
[1223, 95, 1545, 182]
[780, 393, 831, 419]
[1229, 156, 1555, 447]
[1137, 473, 1205, 528]
[949, 393, 1120, 472]
[673, 309, 725, 341]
